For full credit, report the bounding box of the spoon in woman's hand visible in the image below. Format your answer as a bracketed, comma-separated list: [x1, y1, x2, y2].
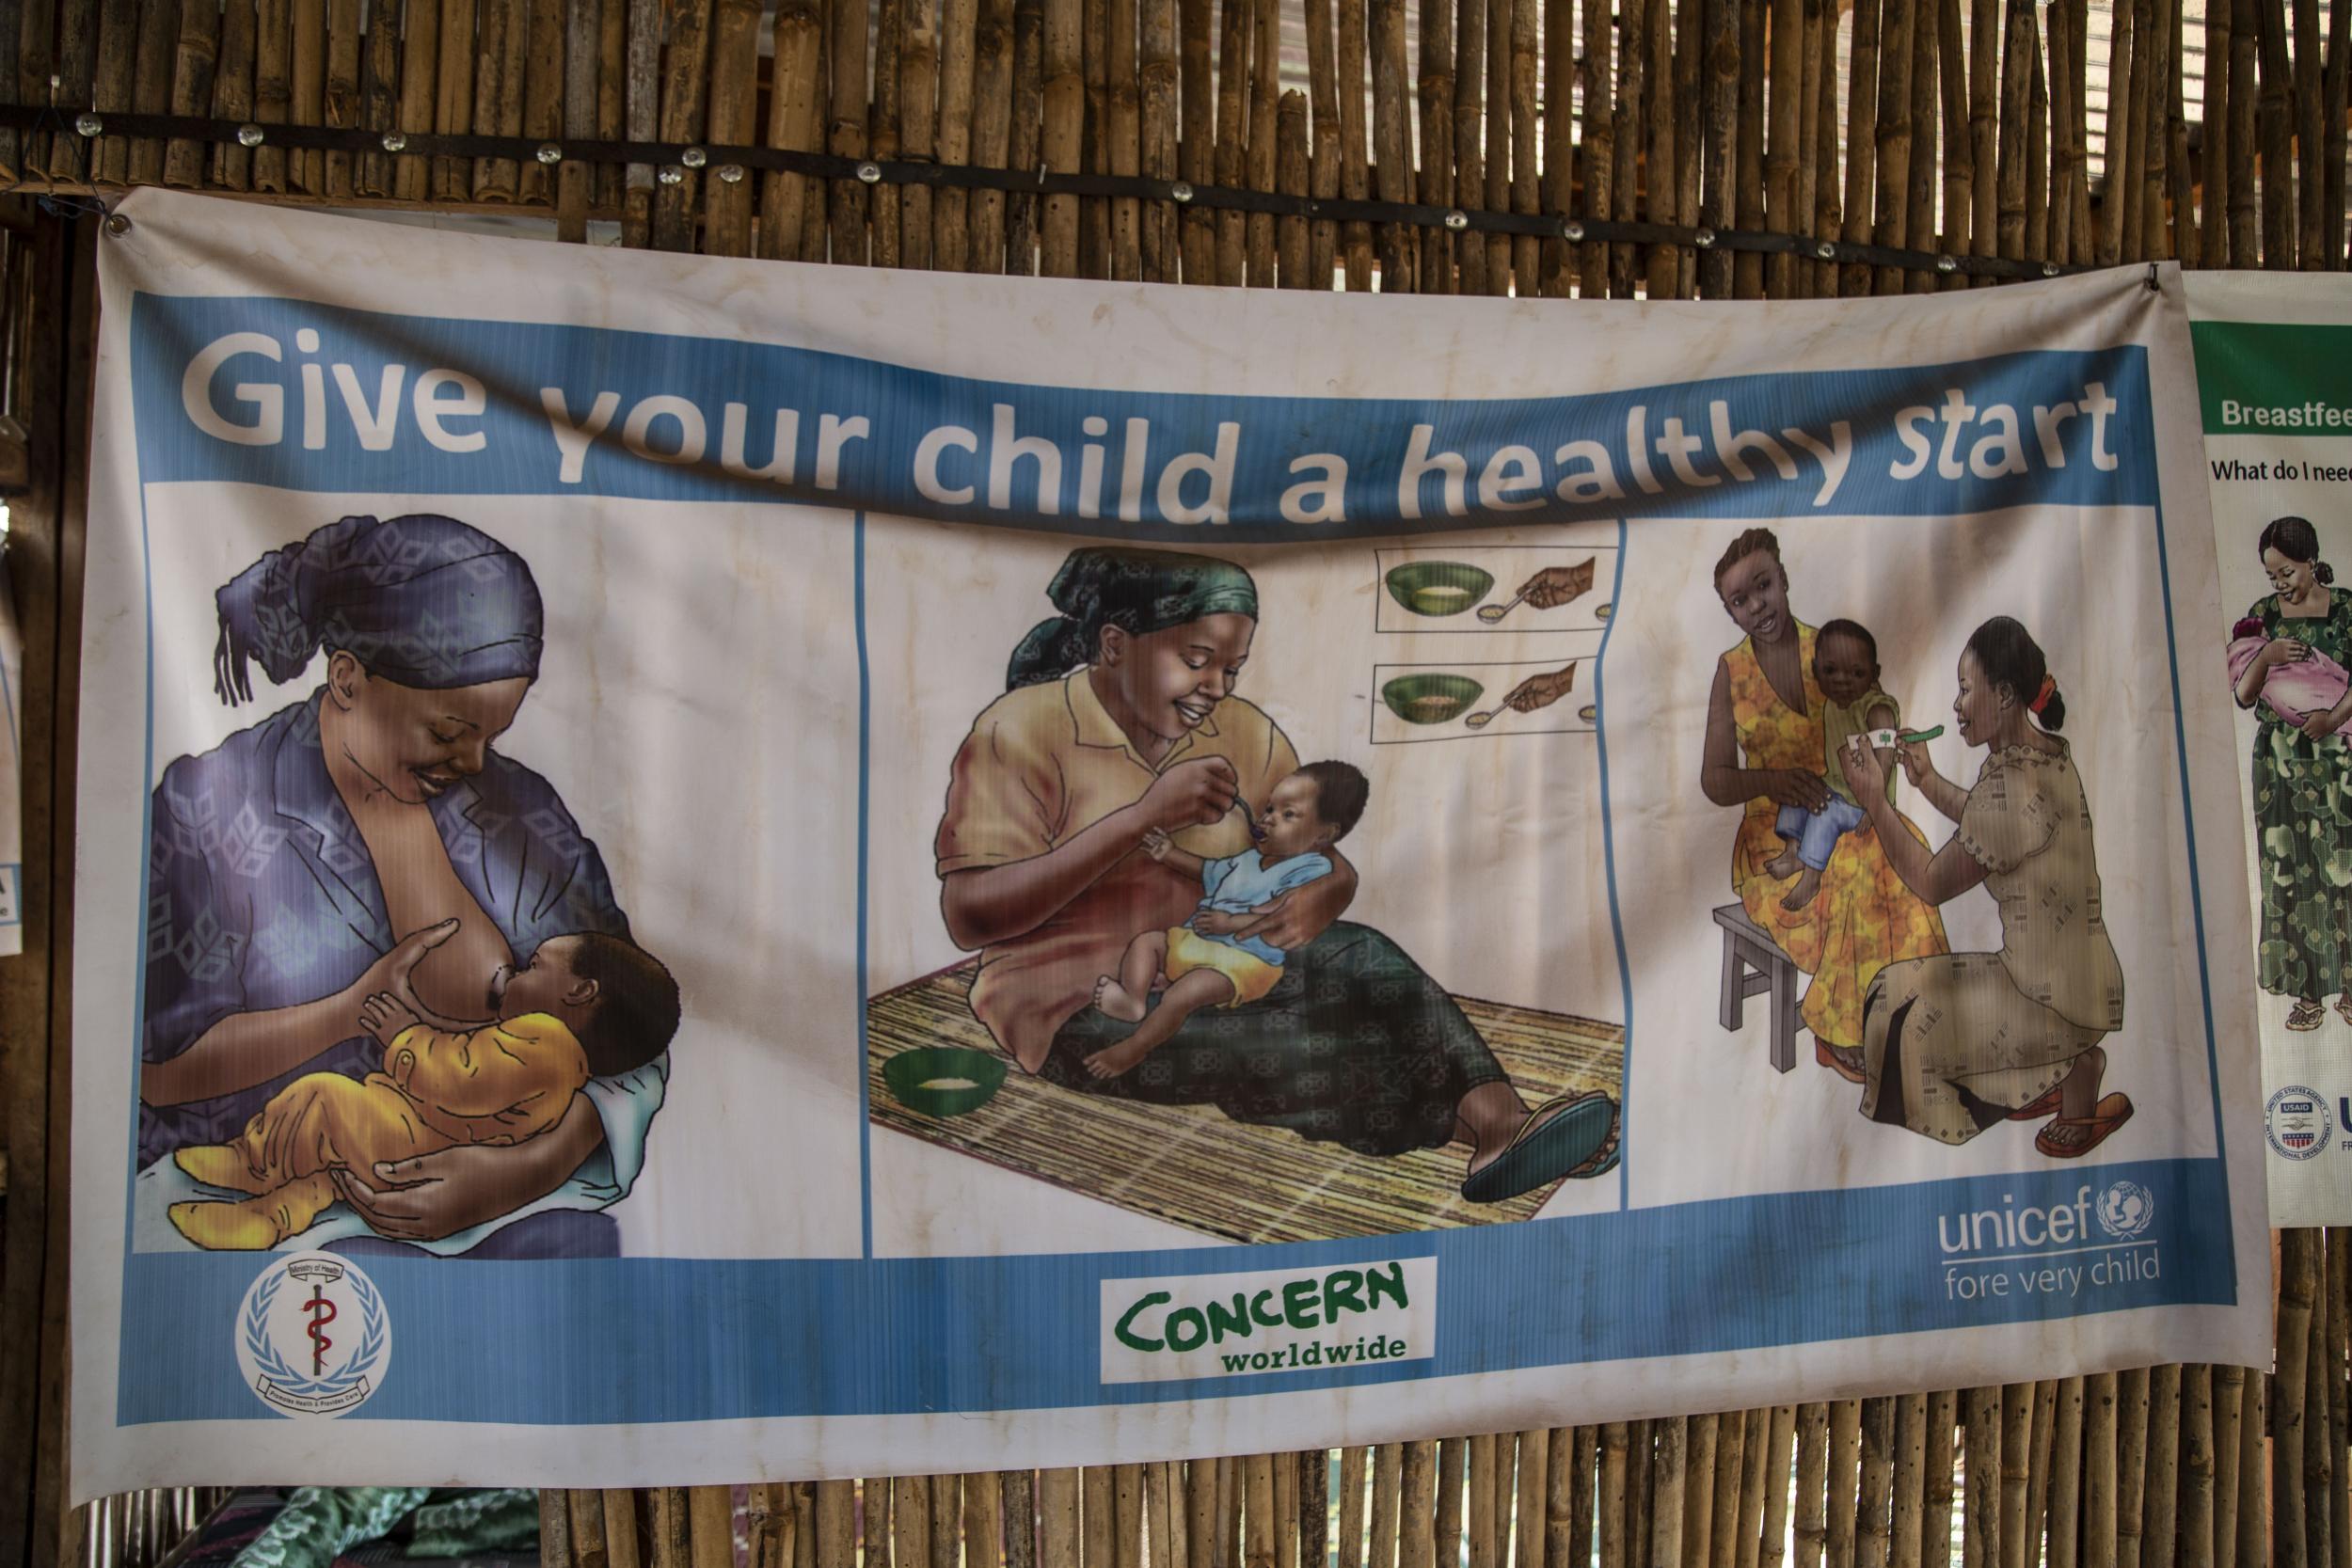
[1463, 706, 1504, 730]
[1475, 591, 1528, 625]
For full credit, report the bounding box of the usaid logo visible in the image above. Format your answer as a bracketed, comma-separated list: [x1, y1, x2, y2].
[2268, 1086, 2331, 1161]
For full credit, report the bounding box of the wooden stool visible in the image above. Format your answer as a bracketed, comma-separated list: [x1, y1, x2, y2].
[1712, 903, 1799, 1073]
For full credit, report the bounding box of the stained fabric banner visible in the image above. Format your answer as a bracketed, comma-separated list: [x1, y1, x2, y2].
[74, 189, 2267, 1495]
[2187, 273, 2352, 1227]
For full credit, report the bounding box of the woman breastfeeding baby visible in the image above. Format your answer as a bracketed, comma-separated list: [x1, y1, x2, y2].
[139, 514, 667, 1258]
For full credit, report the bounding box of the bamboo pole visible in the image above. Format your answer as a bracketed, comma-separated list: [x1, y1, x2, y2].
[1872, 0, 1910, 293]
[900, 0, 940, 273]
[1339, 0, 1371, 288]
[1433, 1443, 1461, 1568]
[868, 1478, 892, 1568]
[1642, 0, 1673, 295]
[1582, 0, 1615, 295]
[2023, 1384, 2056, 1568]
[210, 0, 259, 189]
[1840, 0, 1883, 293]
[1374, 0, 1416, 288]
[1136, 0, 1174, 277]
[2050, 1379, 2085, 1568]
[1041, 1474, 1080, 1568]
[1963, 1388, 1999, 1568]
[2228, 0, 2257, 262]
[1514, 1432, 1547, 1568]
[2145, 1366, 2183, 1568]
[2292, 0, 2324, 262]
[1732, 1412, 1767, 1568]
[2043, 0, 2073, 261]
[1565, 1431, 1597, 1568]
[1824, 1405, 1860, 1568]
[2214, 1369, 2244, 1568]
[2309, 1245, 2339, 1568]
[2201, 0, 2231, 261]
[1733, 0, 1767, 298]
[701, 0, 760, 256]
[516, 0, 560, 203]
[1302, 0, 1339, 285]
[164, 0, 221, 189]
[2162, 0, 2189, 263]
[2285, 1243, 2322, 1567]
[935, 1477, 963, 1568]
[872, 0, 904, 265]
[1345, 1449, 1374, 1568]
[2122, 0, 2152, 255]
[650, 0, 709, 248]
[1938, 0, 1976, 271]
[1538, 0, 1574, 295]
[1765, 0, 1804, 294]
[1252, 0, 1286, 287]
[2327, 0, 2350, 266]
[1653, 1420, 1688, 1568]
[1923, 1391, 1959, 1568]
[826, 0, 870, 262]
[1124, 0, 1162, 283]
[1482, 0, 1511, 292]
[1248, 1460, 1277, 1568]
[2255, 0, 2292, 264]
[2183, 1368, 2217, 1568]
[1600, 1427, 1629, 1568]
[1686, 1416, 1720, 1568]
[1439, 0, 1477, 293]
[1191, 1463, 1221, 1568]
[1807, 0, 1838, 292]
[466, 0, 513, 198]
[1887, 1396, 1925, 1568]
[605, 1493, 643, 1568]
[1903, 0, 1936, 290]
[126, 0, 176, 189]
[1401, 1442, 1438, 1568]
[1418, 0, 1457, 289]
[286, 0, 326, 192]
[1712, 1419, 1750, 1568]
[570, 1490, 611, 1568]
[1041, 0, 1084, 274]
[1004, 1473, 1034, 1568]
[2118, 1369, 2151, 1568]
[1758, 1410, 1797, 1568]
[1700, 0, 1743, 297]
[896, 1479, 933, 1568]
[689, 1489, 734, 1568]
[1613, 0, 1648, 296]
[1148, 1465, 1177, 1568]
[2024, 15, 2048, 263]
[1278, 89, 1310, 283]
[1078, 0, 1108, 277]
[2239, 1372, 2266, 1568]
[1851, 1402, 1891, 1568]
[1998, 1386, 2033, 1568]
[1992, 0, 2031, 261]
[1174, 0, 1210, 278]
[596, 0, 625, 212]
[1211, 0, 1248, 283]
[544, 1494, 576, 1568]
[37, 0, 91, 182]
[1631, 1423, 1658, 1568]
[2138, 0, 2171, 259]
[1794, 1406, 1829, 1568]
[358, 0, 399, 197]
[2095, 0, 2131, 261]
[2084, 1375, 2120, 1568]
[763, 0, 826, 259]
[939, 0, 985, 272]
[2329, 1232, 2350, 1566]
[1278, 1451, 1300, 1568]
[1673, 0, 1701, 293]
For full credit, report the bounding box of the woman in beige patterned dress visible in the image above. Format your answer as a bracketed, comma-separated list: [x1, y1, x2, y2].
[1830, 617, 2130, 1159]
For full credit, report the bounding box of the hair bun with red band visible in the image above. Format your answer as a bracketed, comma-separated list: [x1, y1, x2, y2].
[2028, 673, 2057, 716]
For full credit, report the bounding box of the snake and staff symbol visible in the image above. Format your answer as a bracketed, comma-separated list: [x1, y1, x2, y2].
[235, 1254, 394, 1418]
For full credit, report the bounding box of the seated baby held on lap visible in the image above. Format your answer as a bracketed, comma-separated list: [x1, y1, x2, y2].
[1765, 618, 1903, 912]
[1088, 760, 1371, 1079]
[167, 930, 680, 1250]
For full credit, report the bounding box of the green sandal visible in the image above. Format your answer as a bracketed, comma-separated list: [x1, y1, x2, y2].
[1460, 1092, 1620, 1203]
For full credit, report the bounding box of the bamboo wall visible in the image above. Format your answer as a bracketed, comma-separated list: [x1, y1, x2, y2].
[0, 0, 2339, 280]
[0, 0, 2347, 1563]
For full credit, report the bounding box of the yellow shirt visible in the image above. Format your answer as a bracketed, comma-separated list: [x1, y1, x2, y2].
[384, 1011, 592, 1148]
[1821, 687, 1899, 805]
[934, 671, 1300, 1069]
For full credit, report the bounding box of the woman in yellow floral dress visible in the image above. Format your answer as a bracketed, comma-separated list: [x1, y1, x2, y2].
[1700, 529, 1949, 1067]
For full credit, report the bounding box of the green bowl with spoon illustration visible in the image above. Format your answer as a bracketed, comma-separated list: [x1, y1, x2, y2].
[882, 1046, 1009, 1117]
[1383, 562, 1496, 618]
[1381, 673, 1486, 725]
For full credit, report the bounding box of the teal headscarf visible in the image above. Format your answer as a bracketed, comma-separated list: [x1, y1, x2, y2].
[1008, 547, 1260, 689]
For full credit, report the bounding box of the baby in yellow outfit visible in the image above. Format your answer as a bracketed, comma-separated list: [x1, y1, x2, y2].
[167, 932, 680, 1250]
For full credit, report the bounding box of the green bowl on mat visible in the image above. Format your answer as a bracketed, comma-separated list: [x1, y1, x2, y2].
[882, 1046, 1009, 1117]
[1383, 562, 1496, 618]
[1381, 673, 1486, 726]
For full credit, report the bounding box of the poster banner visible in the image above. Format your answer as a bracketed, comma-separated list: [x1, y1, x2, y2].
[2187, 272, 2352, 1227]
[73, 190, 2267, 1495]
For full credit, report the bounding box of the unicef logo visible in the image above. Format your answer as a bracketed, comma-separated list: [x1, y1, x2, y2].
[2096, 1180, 2155, 1239]
[234, 1254, 391, 1418]
[2268, 1085, 2333, 1161]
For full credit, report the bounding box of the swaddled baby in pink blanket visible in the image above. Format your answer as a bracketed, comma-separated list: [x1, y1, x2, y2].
[2232, 616, 2352, 734]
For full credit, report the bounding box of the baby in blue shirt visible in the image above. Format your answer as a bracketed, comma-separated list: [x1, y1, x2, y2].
[1087, 760, 1371, 1079]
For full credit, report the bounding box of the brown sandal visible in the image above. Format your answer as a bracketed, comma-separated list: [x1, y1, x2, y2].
[1817, 1039, 1866, 1084]
[2035, 1093, 2134, 1159]
[2289, 1000, 2326, 1032]
[2007, 1085, 2064, 1122]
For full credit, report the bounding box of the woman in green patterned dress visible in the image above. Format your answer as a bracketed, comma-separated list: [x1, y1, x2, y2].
[2235, 516, 2352, 1032]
